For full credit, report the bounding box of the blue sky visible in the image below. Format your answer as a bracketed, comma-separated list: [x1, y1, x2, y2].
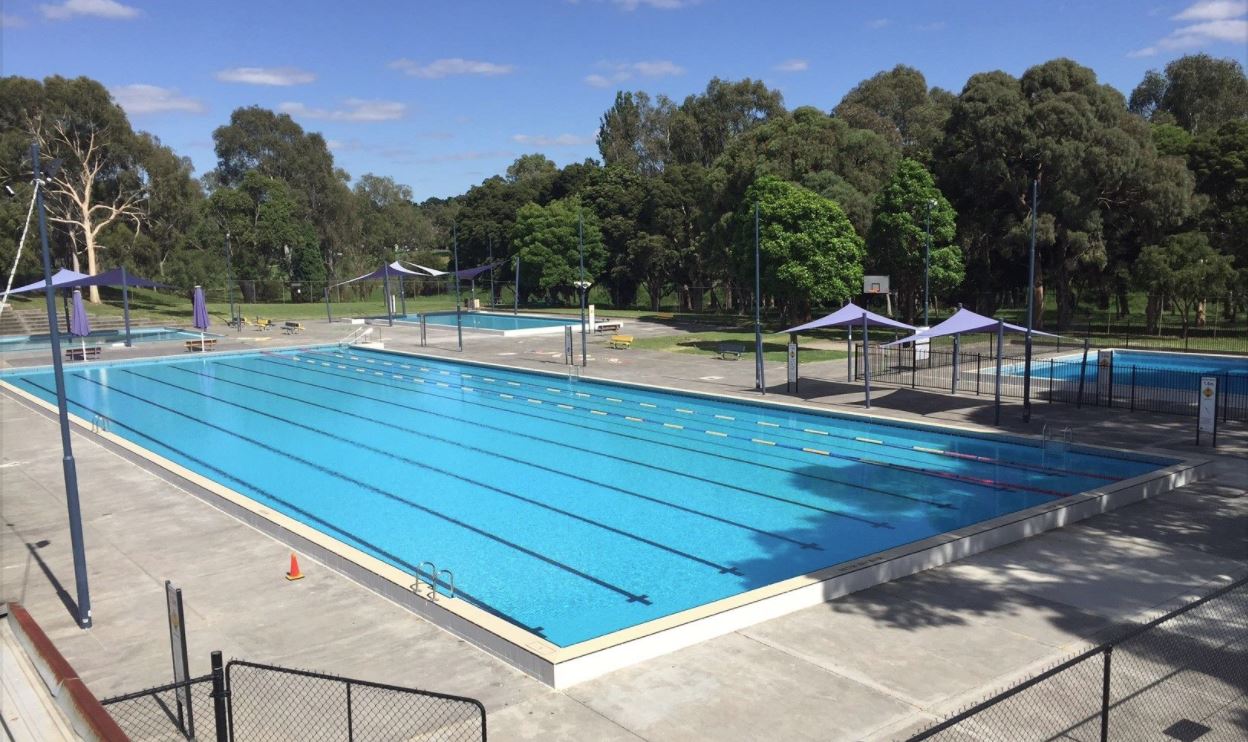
[3, 0, 1245, 200]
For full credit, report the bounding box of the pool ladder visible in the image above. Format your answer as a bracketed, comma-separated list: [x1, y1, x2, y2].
[568, 365, 581, 382]
[90, 414, 110, 434]
[1040, 425, 1074, 465]
[412, 561, 456, 602]
[339, 326, 375, 347]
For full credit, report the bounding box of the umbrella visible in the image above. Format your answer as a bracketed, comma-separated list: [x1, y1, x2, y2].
[192, 285, 210, 349]
[69, 289, 90, 360]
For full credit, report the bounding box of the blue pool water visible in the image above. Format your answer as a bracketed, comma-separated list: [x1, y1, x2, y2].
[0, 327, 209, 353]
[403, 311, 581, 332]
[2, 347, 1171, 646]
[1008, 349, 1248, 392]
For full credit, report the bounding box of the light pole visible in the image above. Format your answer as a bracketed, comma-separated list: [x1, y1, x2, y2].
[578, 210, 587, 367]
[488, 234, 496, 308]
[453, 223, 463, 352]
[923, 198, 935, 327]
[224, 231, 238, 331]
[1023, 175, 1039, 423]
[32, 142, 92, 629]
[754, 203, 765, 394]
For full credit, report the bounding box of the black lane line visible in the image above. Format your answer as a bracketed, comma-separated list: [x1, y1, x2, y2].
[362, 350, 1112, 483]
[175, 364, 815, 554]
[139, 367, 741, 575]
[254, 354, 897, 527]
[69, 372, 652, 605]
[13, 377, 547, 637]
[326, 351, 1067, 498]
[318, 350, 1068, 500]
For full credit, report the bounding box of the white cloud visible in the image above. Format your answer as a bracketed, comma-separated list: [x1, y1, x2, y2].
[774, 59, 809, 72]
[1131, 0, 1248, 55]
[512, 133, 594, 147]
[40, 0, 139, 20]
[389, 58, 514, 79]
[279, 99, 407, 122]
[584, 59, 685, 87]
[110, 84, 205, 115]
[216, 66, 316, 86]
[917, 20, 948, 31]
[414, 150, 513, 164]
[866, 18, 891, 29]
[612, 0, 698, 9]
[1173, 0, 1247, 20]
[2, 13, 27, 27]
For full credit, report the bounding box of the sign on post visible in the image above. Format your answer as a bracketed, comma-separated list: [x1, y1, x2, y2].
[1197, 376, 1218, 446]
[165, 580, 194, 738]
[786, 341, 799, 393]
[564, 325, 574, 365]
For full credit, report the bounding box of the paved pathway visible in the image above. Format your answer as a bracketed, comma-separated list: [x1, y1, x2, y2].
[1, 317, 1244, 740]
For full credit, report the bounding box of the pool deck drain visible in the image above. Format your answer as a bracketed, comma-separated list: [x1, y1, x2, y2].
[1, 317, 1244, 741]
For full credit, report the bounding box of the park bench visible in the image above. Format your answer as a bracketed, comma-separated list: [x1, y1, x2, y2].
[608, 335, 634, 350]
[254, 318, 274, 331]
[716, 342, 744, 360]
[185, 338, 217, 352]
[655, 312, 675, 321]
[595, 320, 622, 333]
[65, 345, 101, 361]
[282, 321, 305, 335]
[227, 316, 250, 329]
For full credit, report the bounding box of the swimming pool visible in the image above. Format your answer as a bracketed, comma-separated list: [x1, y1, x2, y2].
[0, 327, 210, 353]
[1013, 349, 1247, 387]
[400, 311, 583, 335]
[2, 346, 1179, 653]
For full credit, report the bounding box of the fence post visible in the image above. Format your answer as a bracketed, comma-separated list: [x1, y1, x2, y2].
[1107, 354, 1114, 409]
[911, 344, 917, 388]
[346, 680, 354, 742]
[210, 651, 229, 742]
[1130, 366, 1136, 412]
[976, 353, 982, 395]
[1048, 359, 1054, 404]
[1100, 645, 1113, 742]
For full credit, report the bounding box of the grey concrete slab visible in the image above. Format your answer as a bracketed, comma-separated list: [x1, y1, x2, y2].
[568, 633, 916, 741]
[485, 689, 644, 742]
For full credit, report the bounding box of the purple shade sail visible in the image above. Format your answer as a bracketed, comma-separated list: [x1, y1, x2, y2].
[883, 307, 1060, 347]
[69, 289, 90, 337]
[779, 302, 916, 334]
[192, 285, 210, 331]
[7, 268, 92, 295]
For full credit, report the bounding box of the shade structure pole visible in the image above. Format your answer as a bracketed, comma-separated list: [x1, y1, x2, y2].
[1022, 176, 1039, 423]
[399, 277, 407, 316]
[453, 223, 463, 352]
[324, 287, 332, 323]
[862, 315, 871, 409]
[382, 265, 393, 327]
[121, 265, 132, 347]
[754, 203, 765, 394]
[951, 333, 959, 394]
[994, 320, 1004, 425]
[513, 256, 520, 315]
[33, 141, 92, 629]
[846, 325, 853, 381]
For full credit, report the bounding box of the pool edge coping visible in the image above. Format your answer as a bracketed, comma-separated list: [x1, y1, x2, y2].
[0, 347, 1211, 688]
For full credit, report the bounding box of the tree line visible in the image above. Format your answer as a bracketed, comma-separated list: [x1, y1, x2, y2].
[1, 53, 1244, 332]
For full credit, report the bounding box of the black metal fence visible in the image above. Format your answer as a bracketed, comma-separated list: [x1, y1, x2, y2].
[906, 574, 1248, 741]
[852, 344, 1247, 422]
[103, 653, 487, 741]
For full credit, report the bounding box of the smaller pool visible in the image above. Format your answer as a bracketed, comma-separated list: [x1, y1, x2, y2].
[400, 311, 584, 335]
[0, 327, 209, 353]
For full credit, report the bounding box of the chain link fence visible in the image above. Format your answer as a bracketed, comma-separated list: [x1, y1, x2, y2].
[907, 574, 1248, 741]
[102, 654, 486, 741]
[102, 675, 222, 741]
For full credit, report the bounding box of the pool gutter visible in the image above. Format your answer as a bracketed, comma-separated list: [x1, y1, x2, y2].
[0, 347, 1212, 689]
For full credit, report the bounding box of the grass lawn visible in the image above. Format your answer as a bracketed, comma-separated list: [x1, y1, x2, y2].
[630, 330, 847, 363]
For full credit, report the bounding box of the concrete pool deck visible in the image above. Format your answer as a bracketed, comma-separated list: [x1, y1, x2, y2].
[1, 317, 1245, 740]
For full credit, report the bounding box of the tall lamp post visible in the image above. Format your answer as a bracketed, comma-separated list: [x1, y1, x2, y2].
[754, 203, 765, 394]
[577, 210, 588, 367]
[452, 223, 463, 352]
[1023, 175, 1039, 423]
[224, 231, 238, 331]
[31, 142, 92, 628]
[923, 198, 935, 327]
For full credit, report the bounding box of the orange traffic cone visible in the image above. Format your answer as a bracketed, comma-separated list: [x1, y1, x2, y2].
[285, 552, 305, 581]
